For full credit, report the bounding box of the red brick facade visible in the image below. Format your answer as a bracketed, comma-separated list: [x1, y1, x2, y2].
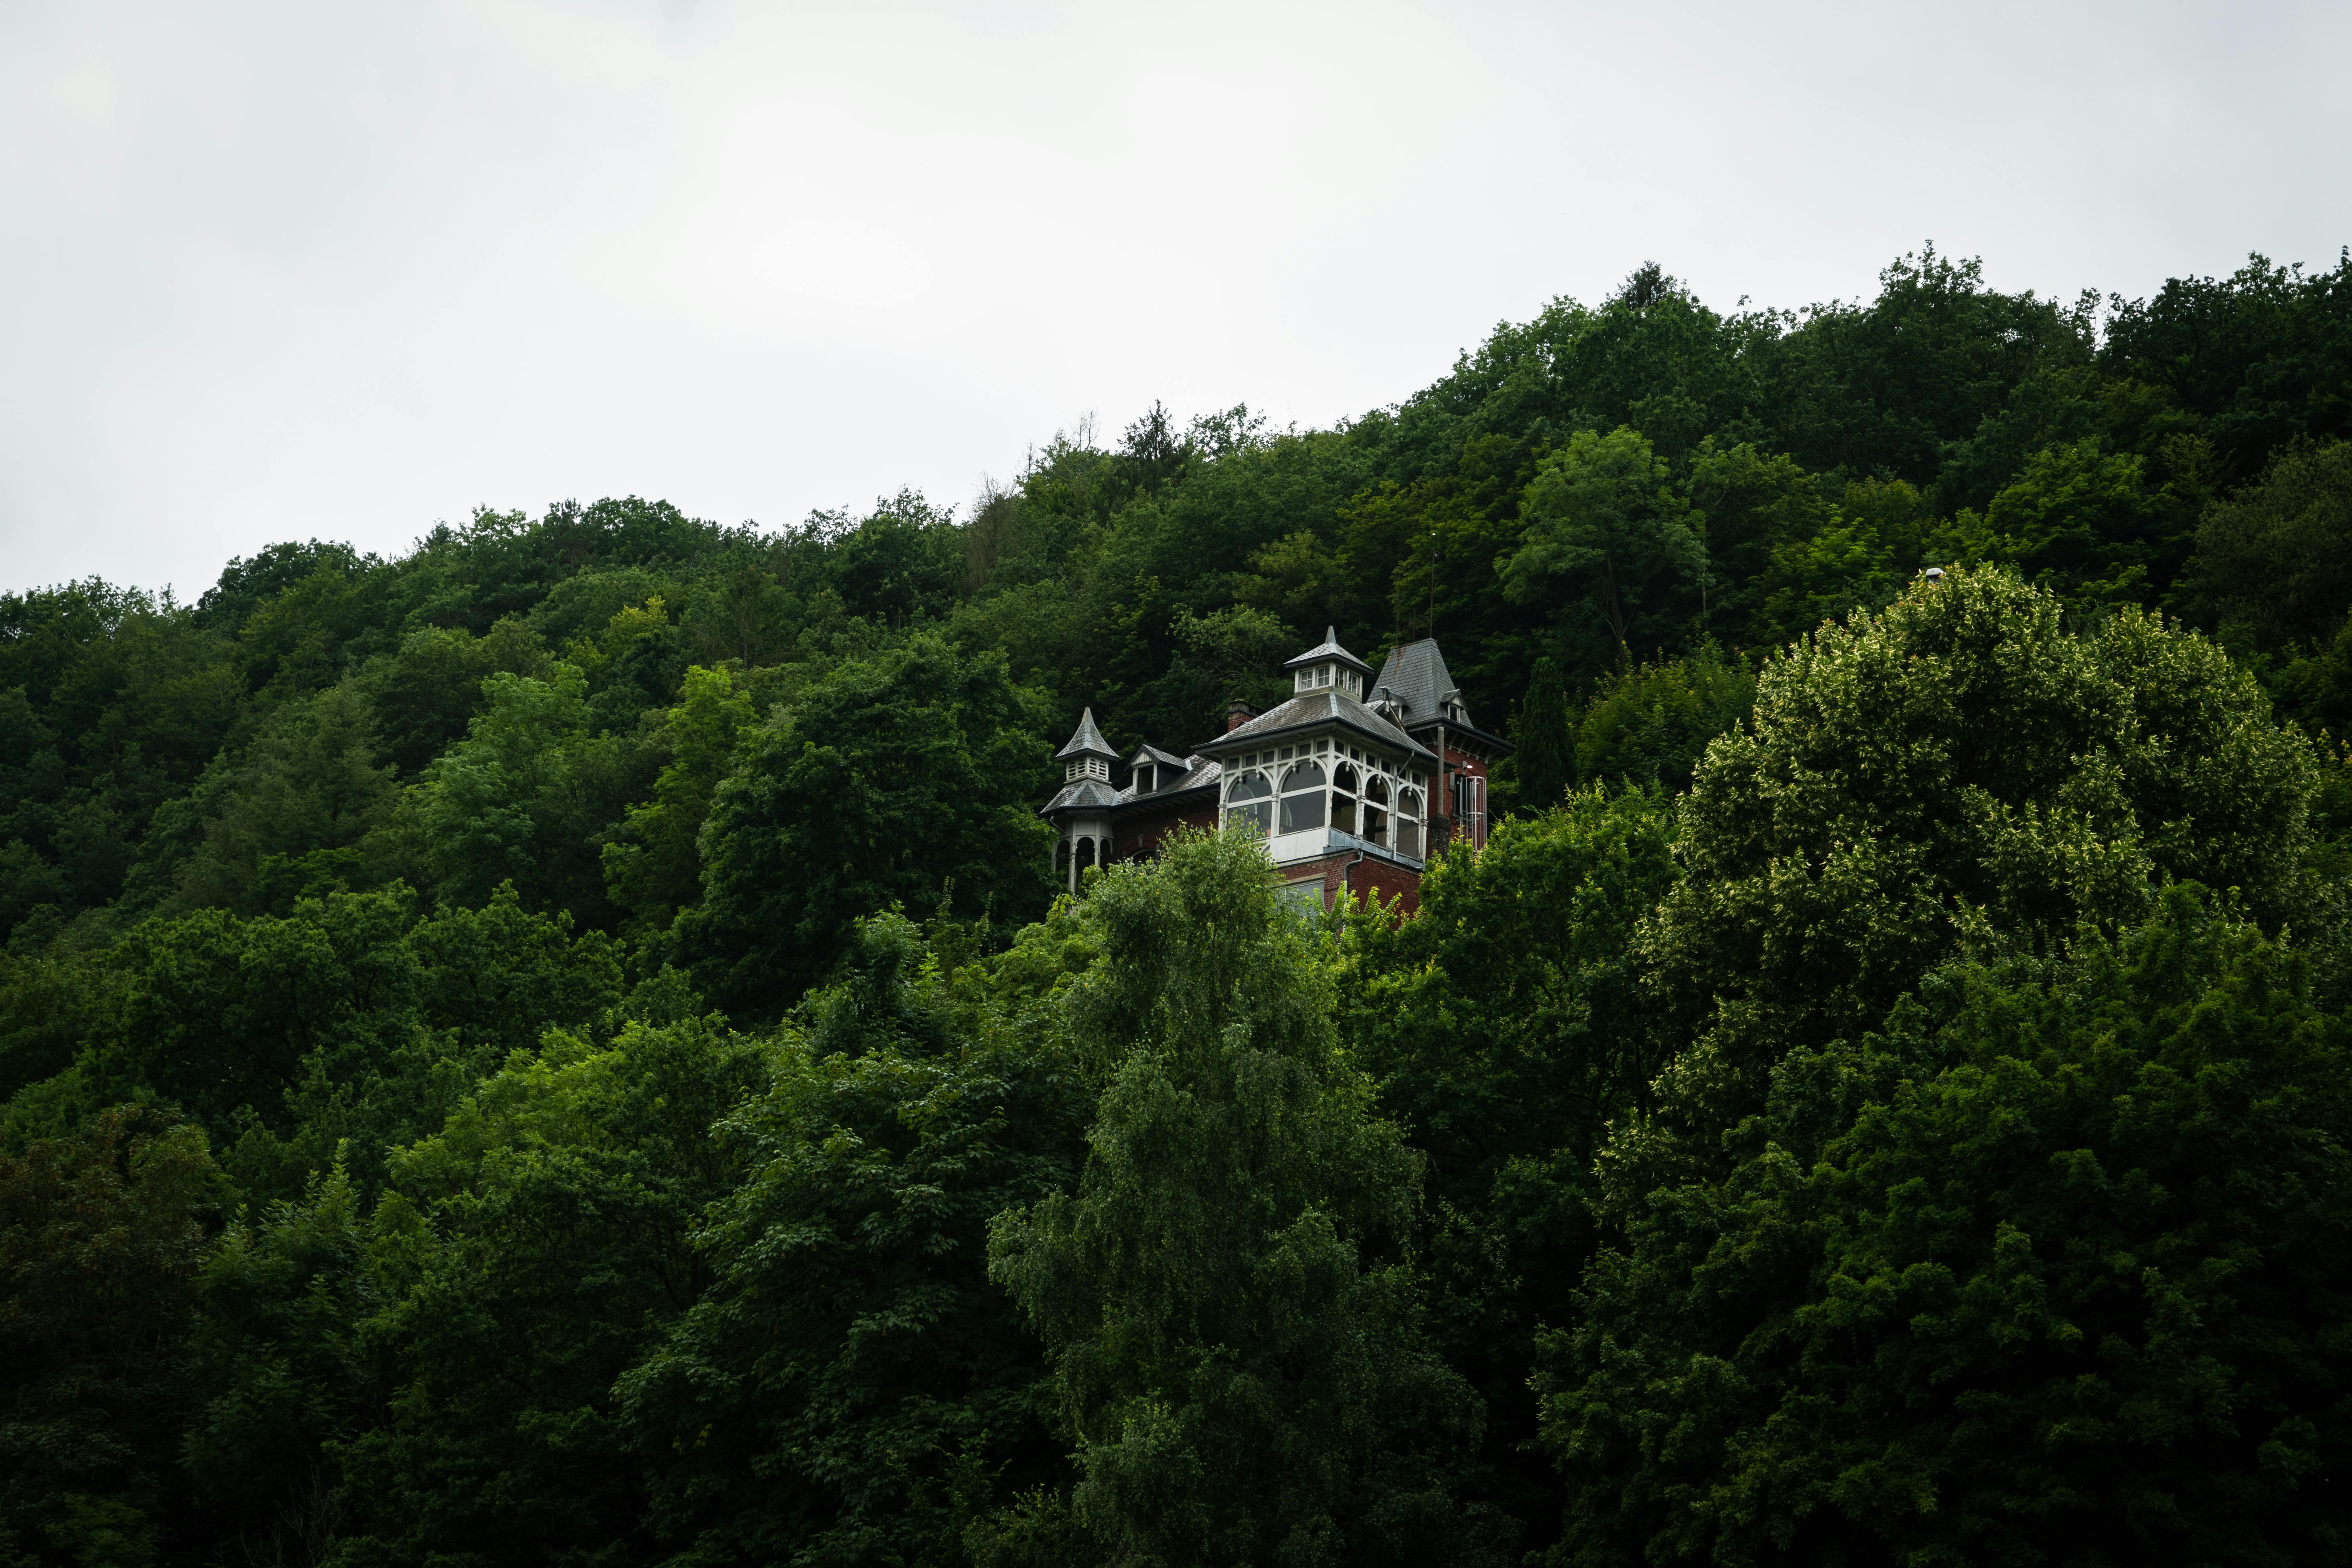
[1277, 849, 1424, 916]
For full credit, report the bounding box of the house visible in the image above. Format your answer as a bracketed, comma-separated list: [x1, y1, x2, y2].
[1041, 628, 1512, 912]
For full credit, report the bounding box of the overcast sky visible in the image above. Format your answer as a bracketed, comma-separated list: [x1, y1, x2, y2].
[4, 0, 2346, 597]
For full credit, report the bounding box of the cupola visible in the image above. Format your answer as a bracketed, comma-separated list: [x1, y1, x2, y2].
[1056, 707, 1119, 784]
[1284, 627, 1373, 699]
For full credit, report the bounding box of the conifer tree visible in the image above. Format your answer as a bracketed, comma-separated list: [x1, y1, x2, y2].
[1512, 656, 1575, 811]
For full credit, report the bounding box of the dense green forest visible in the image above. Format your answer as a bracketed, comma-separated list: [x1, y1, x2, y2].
[6, 247, 2352, 1567]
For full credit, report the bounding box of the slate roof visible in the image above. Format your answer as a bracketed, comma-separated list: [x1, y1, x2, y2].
[1043, 754, 1224, 820]
[1127, 743, 1193, 774]
[1129, 756, 1221, 801]
[1198, 689, 1437, 766]
[1369, 639, 1467, 729]
[1040, 776, 1122, 816]
[1054, 706, 1119, 762]
[1283, 626, 1373, 678]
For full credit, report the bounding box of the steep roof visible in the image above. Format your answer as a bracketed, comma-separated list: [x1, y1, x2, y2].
[1054, 706, 1119, 762]
[1369, 638, 1468, 730]
[1283, 626, 1374, 678]
[1198, 688, 1436, 765]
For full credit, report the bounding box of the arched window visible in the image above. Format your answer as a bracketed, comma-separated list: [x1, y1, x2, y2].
[1056, 837, 1071, 876]
[1224, 770, 1273, 835]
[1279, 761, 1327, 833]
[1363, 774, 1390, 847]
[1331, 761, 1359, 835]
[1396, 787, 1423, 858]
[1077, 836, 1097, 871]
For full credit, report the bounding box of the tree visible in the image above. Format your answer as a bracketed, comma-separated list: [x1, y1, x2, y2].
[685, 634, 1054, 1019]
[1511, 657, 1575, 812]
[1615, 564, 2319, 1195]
[1342, 789, 1678, 1544]
[621, 914, 1092, 1566]
[1542, 886, 2352, 1566]
[165, 683, 398, 915]
[81, 886, 624, 1201]
[1500, 428, 1709, 676]
[1965, 436, 2183, 608]
[0, 1106, 219, 1568]
[1571, 643, 1754, 796]
[987, 829, 1509, 1567]
[2175, 437, 2352, 653]
[392, 660, 652, 924]
[326, 1002, 764, 1568]
[599, 663, 756, 942]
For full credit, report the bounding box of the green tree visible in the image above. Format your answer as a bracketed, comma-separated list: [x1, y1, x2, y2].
[0, 1106, 219, 1568]
[987, 829, 1509, 1567]
[1572, 643, 1755, 795]
[2174, 437, 2352, 653]
[1543, 887, 2352, 1566]
[324, 1002, 764, 1568]
[600, 663, 756, 941]
[1342, 789, 1678, 1543]
[1510, 657, 1575, 812]
[81, 885, 623, 1200]
[392, 661, 652, 924]
[164, 684, 398, 915]
[1964, 436, 2182, 607]
[1501, 428, 1709, 676]
[183, 1163, 372, 1566]
[1616, 564, 2319, 1196]
[686, 634, 1054, 1019]
[622, 913, 1093, 1566]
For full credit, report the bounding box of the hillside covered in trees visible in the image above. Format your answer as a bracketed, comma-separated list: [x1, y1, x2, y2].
[4, 248, 2352, 1567]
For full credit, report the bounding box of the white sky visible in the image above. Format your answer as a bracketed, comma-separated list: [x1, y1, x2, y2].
[4, 0, 2346, 597]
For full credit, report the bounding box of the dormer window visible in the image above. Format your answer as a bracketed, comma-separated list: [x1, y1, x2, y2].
[1135, 764, 1156, 794]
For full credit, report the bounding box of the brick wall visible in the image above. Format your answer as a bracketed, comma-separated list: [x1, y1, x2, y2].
[1277, 849, 1423, 917]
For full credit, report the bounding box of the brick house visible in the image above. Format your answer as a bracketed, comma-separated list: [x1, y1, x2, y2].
[1041, 629, 1512, 914]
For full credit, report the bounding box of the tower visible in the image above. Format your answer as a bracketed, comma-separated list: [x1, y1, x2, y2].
[1043, 707, 1121, 893]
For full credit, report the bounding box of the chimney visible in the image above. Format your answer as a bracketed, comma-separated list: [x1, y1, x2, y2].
[1225, 698, 1256, 733]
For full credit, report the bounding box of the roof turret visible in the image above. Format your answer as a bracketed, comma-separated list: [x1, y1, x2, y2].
[1283, 627, 1374, 679]
[1055, 706, 1120, 763]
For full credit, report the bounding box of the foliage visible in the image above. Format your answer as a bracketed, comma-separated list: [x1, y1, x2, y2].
[1343, 789, 1679, 1543]
[1502, 428, 1709, 672]
[988, 829, 1510, 1567]
[1508, 656, 1575, 813]
[1542, 887, 2352, 1566]
[4, 244, 2352, 1566]
[1572, 642, 1755, 796]
[599, 664, 756, 943]
[2175, 437, 2352, 654]
[621, 914, 1092, 1567]
[1615, 565, 2319, 1196]
[686, 635, 1054, 1019]
[0, 1106, 219, 1568]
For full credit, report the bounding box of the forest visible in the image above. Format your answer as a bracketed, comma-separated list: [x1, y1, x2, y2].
[4, 246, 2352, 1567]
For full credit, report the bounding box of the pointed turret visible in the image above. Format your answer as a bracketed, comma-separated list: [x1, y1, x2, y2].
[1056, 706, 1119, 765]
[1284, 627, 1372, 697]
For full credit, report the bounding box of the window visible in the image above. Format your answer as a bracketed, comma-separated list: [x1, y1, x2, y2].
[1134, 764, 1155, 795]
[1396, 787, 1423, 858]
[1065, 757, 1109, 782]
[1362, 775, 1390, 847]
[1279, 761, 1326, 833]
[1225, 770, 1273, 835]
[1331, 760, 1359, 834]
